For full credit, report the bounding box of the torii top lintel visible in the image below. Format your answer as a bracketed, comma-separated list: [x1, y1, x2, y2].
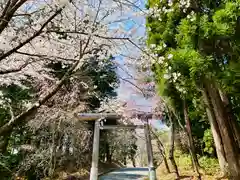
[76, 112, 154, 121]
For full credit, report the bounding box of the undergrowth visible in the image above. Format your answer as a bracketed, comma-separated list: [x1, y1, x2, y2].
[155, 150, 224, 180]
[174, 150, 220, 175]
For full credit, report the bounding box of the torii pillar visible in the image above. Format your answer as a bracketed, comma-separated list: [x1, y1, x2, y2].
[144, 118, 157, 180]
[90, 119, 101, 180]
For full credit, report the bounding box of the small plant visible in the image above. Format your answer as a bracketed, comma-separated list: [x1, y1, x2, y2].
[203, 129, 215, 156]
[199, 156, 220, 175]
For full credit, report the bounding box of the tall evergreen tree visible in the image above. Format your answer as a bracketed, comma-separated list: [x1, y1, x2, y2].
[146, 0, 240, 178]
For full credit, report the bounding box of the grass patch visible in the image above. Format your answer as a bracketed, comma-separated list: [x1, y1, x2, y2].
[155, 150, 226, 180]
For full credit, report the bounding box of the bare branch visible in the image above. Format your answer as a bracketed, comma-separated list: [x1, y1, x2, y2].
[0, 0, 27, 34]
[16, 51, 78, 62]
[12, 13, 31, 17]
[0, 0, 11, 20]
[0, 61, 29, 74]
[12, 8, 44, 17]
[46, 30, 155, 60]
[119, 77, 146, 96]
[6, 103, 15, 122]
[113, 0, 145, 14]
[47, 30, 130, 40]
[114, 62, 135, 79]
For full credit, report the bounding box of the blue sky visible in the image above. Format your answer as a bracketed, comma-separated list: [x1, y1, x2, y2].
[108, 0, 167, 130]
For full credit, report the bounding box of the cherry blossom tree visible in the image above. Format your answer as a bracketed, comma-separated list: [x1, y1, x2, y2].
[0, 0, 152, 178]
[0, 0, 145, 136]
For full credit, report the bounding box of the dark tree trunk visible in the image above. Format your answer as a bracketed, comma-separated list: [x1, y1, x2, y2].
[130, 156, 136, 167]
[206, 81, 240, 179]
[183, 100, 201, 179]
[106, 142, 111, 163]
[219, 90, 240, 151]
[202, 87, 228, 175]
[168, 113, 179, 178]
[0, 132, 10, 154]
[123, 156, 127, 166]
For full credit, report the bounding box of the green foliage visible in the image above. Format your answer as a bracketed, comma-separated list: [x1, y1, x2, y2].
[198, 156, 220, 175]
[147, 0, 240, 162]
[203, 129, 215, 155]
[0, 83, 35, 178]
[174, 149, 220, 175]
[213, 2, 240, 36]
[1, 84, 33, 102]
[0, 153, 23, 180]
[176, 19, 197, 48]
[174, 150, 192, 171]
[47, 56, 119, 109]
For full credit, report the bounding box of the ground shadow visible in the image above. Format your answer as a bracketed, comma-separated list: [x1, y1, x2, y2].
[99, 167, 149, 180]
[113, 167, 148, 172]
[177, 175, 193, 180]
[99, 172, 146, 180]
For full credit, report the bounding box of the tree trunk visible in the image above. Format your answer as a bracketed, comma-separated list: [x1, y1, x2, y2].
[219, 90, 240, 151]
[0, 134, 10, 154]
[130, 156, 136, 167]
[202, 87, 228, 175]
[151, 128, 170, 173]
[206, 81, 240, 179]
[106, 142, 111, 163]
[168, 113, 179, 178]
[123, 156, 127, 166]
[183, 100, 201, 179]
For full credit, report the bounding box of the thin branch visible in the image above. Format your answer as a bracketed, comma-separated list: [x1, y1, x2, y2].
[119, 77, 146, 96]
[12, 8, 44, 17]
[0, 61, 29, 74]
[114, 0, 146, 14]
[16, 51, 78, 62]
[46, 30, 156, 60]
[119, 53, 138, 60]
[159, 96, 185, 129]
[114, 62, 135, 79]
[12, 13, 31, 17]
[6, 103, 14, 122]
[47, 30, 130, 40]
[82, 0, 103, 54]
[0, 8, 63, 61]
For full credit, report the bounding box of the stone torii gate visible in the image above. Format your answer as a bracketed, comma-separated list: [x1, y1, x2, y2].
[77, 113, 157, 180]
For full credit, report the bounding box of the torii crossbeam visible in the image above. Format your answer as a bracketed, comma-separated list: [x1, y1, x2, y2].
[76, 113, 157, 180]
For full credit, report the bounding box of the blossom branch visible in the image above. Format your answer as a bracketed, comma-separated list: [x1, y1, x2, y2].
[0, 2, 104, 137]
[0, 52, 83, 136]
[0, 8, 63, 61]
[46, 30, 155, 60]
